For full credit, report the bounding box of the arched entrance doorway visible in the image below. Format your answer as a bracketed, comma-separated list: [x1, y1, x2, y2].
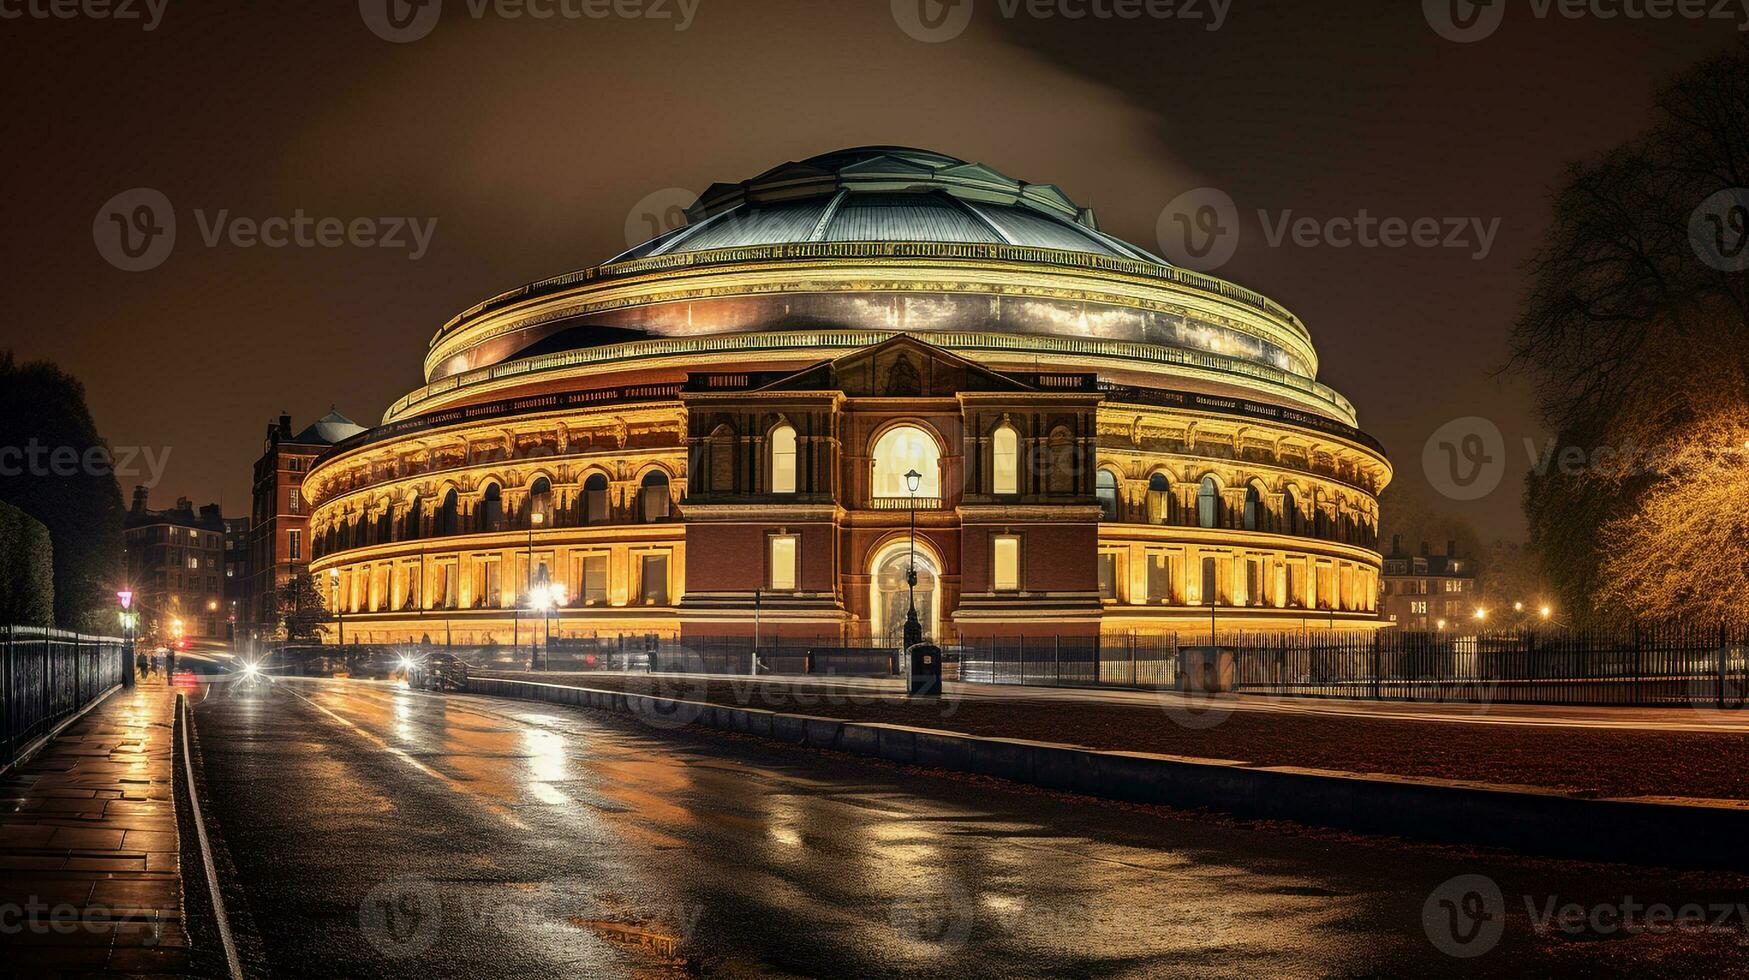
[869, 539, 941, 645]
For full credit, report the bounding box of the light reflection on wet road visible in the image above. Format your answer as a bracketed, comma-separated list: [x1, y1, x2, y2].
[189, 676, 1748, 978]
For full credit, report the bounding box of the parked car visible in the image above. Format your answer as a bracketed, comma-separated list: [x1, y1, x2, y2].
[407, 653, 469, 692]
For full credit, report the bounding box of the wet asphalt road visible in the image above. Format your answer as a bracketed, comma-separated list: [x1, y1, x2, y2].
[187, 676, 1749, 978]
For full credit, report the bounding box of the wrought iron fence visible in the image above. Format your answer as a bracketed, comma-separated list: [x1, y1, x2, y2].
[274, 624, 1749, 707]
[3, 627, 128, 769]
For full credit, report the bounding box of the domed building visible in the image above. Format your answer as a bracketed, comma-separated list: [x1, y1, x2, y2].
[304, 147, 1391, 647]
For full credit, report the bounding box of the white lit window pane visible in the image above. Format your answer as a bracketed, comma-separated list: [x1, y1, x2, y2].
[872, 425, 940, 498]
[993, 426, 1018, 495]
[994, 536, 1019, 591]
[769, 535, 797, 590]
[771, 426, 797, 494]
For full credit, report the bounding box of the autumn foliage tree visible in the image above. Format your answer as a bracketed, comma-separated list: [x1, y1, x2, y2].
[1511, 46, 1749, 625]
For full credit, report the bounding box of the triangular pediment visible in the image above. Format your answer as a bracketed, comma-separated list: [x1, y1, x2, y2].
[753, 334, 1042, 397]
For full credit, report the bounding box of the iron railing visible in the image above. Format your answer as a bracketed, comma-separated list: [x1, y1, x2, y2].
[2, 627, 128, 769]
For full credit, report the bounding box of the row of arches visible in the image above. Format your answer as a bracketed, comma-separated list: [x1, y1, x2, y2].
[312, 470, 675, 561]
[1095, 470, 1378, 547]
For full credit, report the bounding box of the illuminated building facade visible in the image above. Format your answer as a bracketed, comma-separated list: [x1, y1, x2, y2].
[304, 147, 1391, 645]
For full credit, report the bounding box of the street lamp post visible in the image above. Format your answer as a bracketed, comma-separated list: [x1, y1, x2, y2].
[525, 510, 543, 669]
[903, 468, 923, 650]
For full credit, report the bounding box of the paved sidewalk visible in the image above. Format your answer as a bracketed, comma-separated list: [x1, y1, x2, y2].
[0, 681, 188, 976]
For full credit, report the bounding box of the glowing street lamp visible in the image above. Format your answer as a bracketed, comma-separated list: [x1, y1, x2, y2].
[1473, 608, 1487, 623]
[329, 567, 345, 645]
[1540, 605, 1552, 620]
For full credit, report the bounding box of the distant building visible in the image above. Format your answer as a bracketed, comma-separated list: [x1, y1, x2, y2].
[124, 487, 228, 642]
[1379, 536, 1477, 631]
[246, 412, 364, 639]
[223, 515, 250, 639]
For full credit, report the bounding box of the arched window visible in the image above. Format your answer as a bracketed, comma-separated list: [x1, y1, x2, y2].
[1243, 485, 1262, 531]
[1282, 487, 1299, 535]
[437, 488, 458, 536]
[1047, 426, 1075, 494]
[1197, 476, 1220, 529]
[1096, 469, 1119, 521]
[1146, 473, 1171, 525]
[376, 503, 393, 543]
[481, 483, 504, 533]
[404, 493, 423, 540]
[583, 473, 609, 524]
[991, 424, 1019, 495]
[529, 476, 553, 527]
[871, 425, 940, 499]
[769, 424, 797, 494]
[640, 470, 671, 522]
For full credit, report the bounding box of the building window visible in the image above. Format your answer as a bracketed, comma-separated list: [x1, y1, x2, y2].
[992, 424, 1019, 495]
[1283, 488, 1299, 535]
[1096, 469, 1119, 521]
[289, 488, 300, 513]
[993, 535, 1020, 592]
[768, 534, 798, 590]
[1201, 556, 1219, 606]
[188, 556, 199, 569]
[770, 425, 797, 494]
[1146, 552, 1170, 603]
[288, 530, 301, 561]
[639, 553, 670, 605]
[582, 555, 608, 604]
[1096, 553, 1118, 600]
[871, 425, 940, 499]
[437, 489, 459, 535]
[1146, 474, 1171, 524]
[1246, 557, 1264, 606]
[583, 473, 609, 523]
[1243, 486, 1262, 531]
[529, 476, 553, 527]
[640, 471, 671, 522]
[1198, 477, 1220, 529]
[481, 483, 505, 533]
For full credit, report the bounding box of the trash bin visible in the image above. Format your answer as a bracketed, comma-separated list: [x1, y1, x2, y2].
[907, 642, 942, 697]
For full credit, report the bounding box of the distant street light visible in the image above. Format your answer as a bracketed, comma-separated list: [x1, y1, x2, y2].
[1473, 608, 1487, 621]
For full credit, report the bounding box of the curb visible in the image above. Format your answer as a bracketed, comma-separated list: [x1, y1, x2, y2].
[467, 676, 1749, 872]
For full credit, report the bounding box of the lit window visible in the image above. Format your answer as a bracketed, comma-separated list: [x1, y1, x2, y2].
[770, 425, 797, 494]
[1096, 469, 1119, 520]
[288, 530, 301, 561]
[1198, 477, 1220, 529]
[992, 425, 1018, 495]
[1097, 553, 1117, 599]
[993, 536, 1020, 592]
[289, 488, 301, 513]
[871, 425, 940, 498]
[640, 553, 670, 605]
[769, 534, 798, 590]
[583, 555, 608, 604]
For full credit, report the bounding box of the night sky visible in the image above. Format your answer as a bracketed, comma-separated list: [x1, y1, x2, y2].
[3, 0, 1740, 535]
